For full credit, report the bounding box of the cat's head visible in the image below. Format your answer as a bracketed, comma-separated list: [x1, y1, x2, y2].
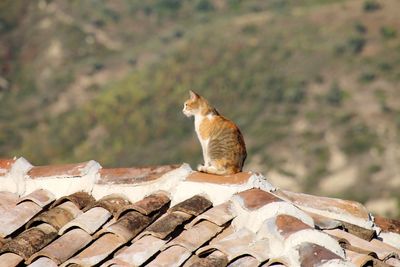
[183, 90, 210, 117]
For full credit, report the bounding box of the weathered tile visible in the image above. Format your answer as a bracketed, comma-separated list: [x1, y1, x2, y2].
[59, 206, 112, 235]
[0, 159, 15, 176]
[28, 161, 94, 178]
[385, 257, 400, 266]
[98, 165, 179, 184]
[186, 251, 228, 267]
[106, 211, 152, 241]
[228, 255, 259, 267]
[186, 171, 252, 185]
[0, 192, 19, 213]
[325, 229, 399, 261]
[0, 223, 57, 260]
[0, 252, 23, 267]
[297, 242, 343, 266]
[19, 189, 55, 208]
[233, 188, 282, 210]
[375, 216, 400, 233]
[62, 233, 124, 267]
[198, 228, 256, 261]
[186, 201, 236, 229]
[85, 194, 130, 216]
[138, 211, 192, 239]
[50, 191, 95, 210]
[28, 228, 92, 265]
[276, 190, 372, 229]
[345, 249, 379, 267]
[275, 214, 312, 238]
[27, 257, 58, 267]
[115, 192, 170, 218]
[147, 245, 192, 267]
[166, 221, 223, 251]
[308, 211, 375, 241]
[170, 195, 213, 216]
[103, 235, 166, 266]
[26, 201, 83, 230]
[0, 201, 42, 237]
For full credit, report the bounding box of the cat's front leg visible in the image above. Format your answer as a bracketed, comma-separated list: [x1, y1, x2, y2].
[197, 164, 206, 172]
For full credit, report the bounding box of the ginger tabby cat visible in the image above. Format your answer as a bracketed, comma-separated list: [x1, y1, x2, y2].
[183, 91, 247, 175]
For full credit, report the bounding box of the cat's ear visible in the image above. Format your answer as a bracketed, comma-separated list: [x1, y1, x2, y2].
[189, 90, 200, 100]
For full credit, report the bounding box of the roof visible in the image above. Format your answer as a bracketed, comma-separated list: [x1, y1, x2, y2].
[0, 157, 399, 267]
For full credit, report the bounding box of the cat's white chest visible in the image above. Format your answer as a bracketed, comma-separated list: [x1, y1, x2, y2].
[194, 115, 210, 165]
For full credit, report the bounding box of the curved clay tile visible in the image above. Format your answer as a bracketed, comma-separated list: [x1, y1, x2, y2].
[187, 250, 229, 267]
[147, 245, 192, 267]
[186, 171, 252, 185]
[84, 194, 130, 216]
[50, 191, 95, 210]
[165, 220, 223, 252]
[59, 206, 112, 235]
[27, 228, 92, 265]
[186, 201, 236, 229]
[137, 211, 192, 240]
[115, 192, 170, 219]
[233, 188, 283, 210]
[228, 255, 260, 267]
[27, 161, 95, 179]
[0, 159, 15, 176]
[0, 192, 19, 214]
[0, 223, 57, 260]
[105, 211, 152, 242]
[27, 257, 57, 267]
[18, 189, 55, 208]
[170, 195, 213, 216]
[0, 201, 42, 237]
[103, 235, 166, 266]
[26, 201, 82, 230]
[62, 233, 124, 267]
[0, 252, 23, 267]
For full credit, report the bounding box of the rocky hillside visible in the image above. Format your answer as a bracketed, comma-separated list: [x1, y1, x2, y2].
[0, 0, 399, 216]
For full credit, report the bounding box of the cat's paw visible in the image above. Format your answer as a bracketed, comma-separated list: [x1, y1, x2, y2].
[197, 164, 206, 172]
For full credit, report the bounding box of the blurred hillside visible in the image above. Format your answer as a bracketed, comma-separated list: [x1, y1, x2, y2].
[0, 0, 399, 216]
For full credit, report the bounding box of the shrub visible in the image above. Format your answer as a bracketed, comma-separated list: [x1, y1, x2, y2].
[347, 36, 366, 54]
[363, 0, 381, 12]
[326, 82, 344, 106]
[381, 26, 397, 39]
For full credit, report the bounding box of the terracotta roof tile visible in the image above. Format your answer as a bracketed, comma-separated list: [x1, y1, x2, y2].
[0, 252, 23, 267]
[0, 223, 57, 260]
[0, 192, 19, 213]
[147, 245, 192, 267]
[186, 171, 252, 185]
[170, 195, 213, 216]
[28, 228, 92, 265]
[98, 165, 180, 184]
[233, 188, 282, 211]
[27, 161, 94, 178]
[63, 233, 124, 266]
[138, 211, 192, 239]
[0, 159, 15, 176]
[0, 159, 398, 266]
[26, 201, 83, 231]
[59, 206, 112, 235]
[19, 189, 55, 208]
[27, 257, 58, 267]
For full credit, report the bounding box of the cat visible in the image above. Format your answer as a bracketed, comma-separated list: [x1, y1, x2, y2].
[183, 90, 247, 175]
